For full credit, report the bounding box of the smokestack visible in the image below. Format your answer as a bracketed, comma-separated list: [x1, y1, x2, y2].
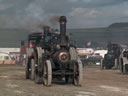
[59, 16, 67, 44]
[43, 26, 50, 38]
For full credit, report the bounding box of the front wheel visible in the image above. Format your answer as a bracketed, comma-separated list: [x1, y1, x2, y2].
[73, 58, 83, 86]
[43, 60, 52, 87]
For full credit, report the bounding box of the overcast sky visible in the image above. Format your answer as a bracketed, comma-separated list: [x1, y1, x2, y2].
[0, 0, 128, 29]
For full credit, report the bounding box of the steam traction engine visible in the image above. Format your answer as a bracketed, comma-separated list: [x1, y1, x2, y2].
[25, 33, 43, 80]
[101, 43, 121, 69]
[26, 16, 83, 87]
[119, 49, 128, 74]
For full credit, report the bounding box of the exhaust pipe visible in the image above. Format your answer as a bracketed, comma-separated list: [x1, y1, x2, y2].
[59, 16, 67, 44]
[43, 26, 50, 38]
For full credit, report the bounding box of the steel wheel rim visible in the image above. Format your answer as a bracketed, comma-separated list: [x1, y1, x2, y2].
[74, 63, 79, 85]
[43, 63, 48, 85]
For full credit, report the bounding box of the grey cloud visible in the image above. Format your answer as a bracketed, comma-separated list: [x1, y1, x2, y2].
[0, 0, 128, 28]
[1, 0, 127, 14]
[82, 0, 128, 6]
[68, 2, 128, 28]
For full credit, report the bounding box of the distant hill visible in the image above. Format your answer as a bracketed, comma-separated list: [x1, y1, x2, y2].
[0, 29, 31, 48]
[68, 27, 128, 47]
[108, 22, 128, 28]
[0, 22, 128, 48]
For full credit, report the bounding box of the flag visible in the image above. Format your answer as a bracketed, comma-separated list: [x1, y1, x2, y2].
[87, 41, 91, 46]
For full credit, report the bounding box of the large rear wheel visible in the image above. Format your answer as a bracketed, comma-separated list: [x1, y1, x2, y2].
[120, 58, 124, 74]
[25, 57, 31, 79]
[30, 59, 35, 80]
[43, 60, 52, 87]
[34, 71, 43, 84]
[100, 59, 104, 70]
[65, 76, 70, 83]
[34, 59, 43, 84]
[34, 47, 44, 84]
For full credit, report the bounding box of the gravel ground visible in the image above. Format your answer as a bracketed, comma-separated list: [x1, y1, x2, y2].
[0, 65, 128, 96]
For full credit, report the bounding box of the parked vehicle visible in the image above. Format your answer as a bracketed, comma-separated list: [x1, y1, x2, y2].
[0, 52, 15, 65]
[101, 43, 121, 69]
